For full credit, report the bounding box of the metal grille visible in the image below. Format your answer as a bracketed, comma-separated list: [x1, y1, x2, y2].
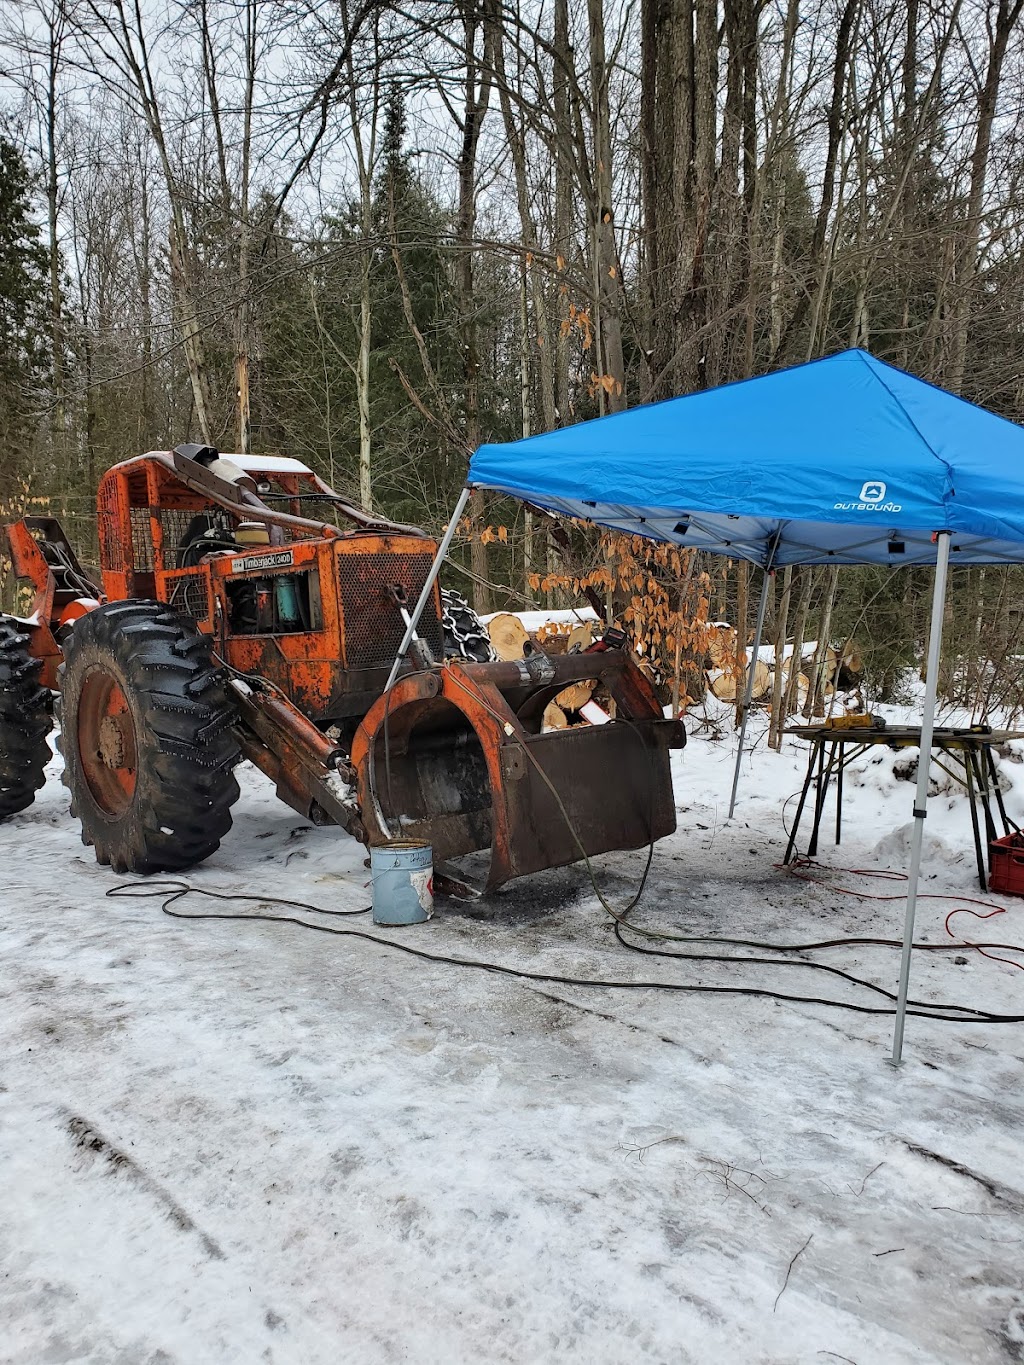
[98, 485, 124, 572]
[337, 551, 444, 670]
[130, 508, 154, 570]
[166, 573, 210, 622]
[160, 508, 225, 566]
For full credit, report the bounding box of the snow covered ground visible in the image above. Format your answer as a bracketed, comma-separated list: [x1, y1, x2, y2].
[3, 702, 1024, 1364]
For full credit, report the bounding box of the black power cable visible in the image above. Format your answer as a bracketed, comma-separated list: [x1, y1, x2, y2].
[105, 881, 1024, 1024]
[437, 665, 1024, 1019]
[135, 659, 1022, 1026]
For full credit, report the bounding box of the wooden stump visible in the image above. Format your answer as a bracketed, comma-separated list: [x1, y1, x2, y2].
[566, 622, 595, 652]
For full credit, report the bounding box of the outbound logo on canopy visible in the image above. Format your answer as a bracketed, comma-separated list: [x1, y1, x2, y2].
[834, 479, 902, 512]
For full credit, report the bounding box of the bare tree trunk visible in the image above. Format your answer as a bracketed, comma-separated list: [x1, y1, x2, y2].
[642, 0, 719, 395]
[754, 0, 798, 365]
[641, 0, 694, 399]
[519, 262, 534, 599]
[587, 0, 626, 410]
[805, 566, 839, 718]
[233, 0, 257, 454]
[42, 5, 66, 458]
[948, 0, 1024, 392]
[553, 0, 572, 428]
[734, 560, 748, 728]
[345, 23, 381, 509]
[779, 0, 860, 359]
[81, 0, 216, 441]
[492, 3, 556, 434]
[129, 132, 155, 447]
[543, 0, 576, 604]
[768, 566, 793, 749]
[455, 1, 494, 612]
[784, 569, 813, 715]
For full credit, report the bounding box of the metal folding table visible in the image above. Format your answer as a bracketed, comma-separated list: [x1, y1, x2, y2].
[783, 725, 1023, 889]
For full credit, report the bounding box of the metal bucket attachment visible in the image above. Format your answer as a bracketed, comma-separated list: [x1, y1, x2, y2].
[351, 653, 683, 893]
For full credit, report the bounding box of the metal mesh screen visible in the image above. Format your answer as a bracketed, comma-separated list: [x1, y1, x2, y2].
[160, 508, 225, 566]
[97, 485, 123, 572]
[338, 551, 444, 670]
[166, 573, 210, 621]
[130, 508, 154, 570]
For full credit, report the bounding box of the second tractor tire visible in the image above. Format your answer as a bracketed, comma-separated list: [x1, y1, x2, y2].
[0, 616, 54, 819]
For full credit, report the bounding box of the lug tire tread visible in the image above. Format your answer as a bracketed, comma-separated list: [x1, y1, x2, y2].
[58, 600, 239, 874]
[0, 618, 54, 818]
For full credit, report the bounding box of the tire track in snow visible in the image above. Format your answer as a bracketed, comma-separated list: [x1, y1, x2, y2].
[64, 1112, 226, 1260]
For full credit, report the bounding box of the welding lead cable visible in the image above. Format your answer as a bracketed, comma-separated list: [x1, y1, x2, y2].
[435, 666, 1024, 1015]
[104, 883, 1024, 1024]
[152, 665, 1023, 1021]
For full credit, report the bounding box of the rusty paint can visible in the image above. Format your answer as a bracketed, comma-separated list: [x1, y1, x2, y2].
[371, 840, 434, 925]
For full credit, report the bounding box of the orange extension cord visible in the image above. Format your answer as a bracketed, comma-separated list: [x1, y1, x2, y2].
[781, 857, 1024, 973]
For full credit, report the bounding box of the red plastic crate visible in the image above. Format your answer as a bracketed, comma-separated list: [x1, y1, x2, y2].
[989, 833, 1024, 897]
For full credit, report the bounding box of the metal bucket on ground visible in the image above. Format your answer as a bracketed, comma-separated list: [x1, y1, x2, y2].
[371, 840, 434, 925]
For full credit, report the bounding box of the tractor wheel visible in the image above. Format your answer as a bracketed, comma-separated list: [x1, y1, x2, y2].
[441, 588, 495, 663]
[0, 616, 54, 819]
[58, 600, 240, 873]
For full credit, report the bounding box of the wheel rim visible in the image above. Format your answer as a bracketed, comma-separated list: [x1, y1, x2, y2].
[78, 667, 138, 816]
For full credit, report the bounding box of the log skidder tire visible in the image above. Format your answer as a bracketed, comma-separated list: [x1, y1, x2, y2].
[58, 601, 240, 874]
[0, 616, 54, 819]
[441, 587, 495, 663]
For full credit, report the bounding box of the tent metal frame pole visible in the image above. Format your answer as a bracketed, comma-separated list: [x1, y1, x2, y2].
[890, 530, 952, 1066]
[384, 486, 472, 693]
[728, 565, 773, 820]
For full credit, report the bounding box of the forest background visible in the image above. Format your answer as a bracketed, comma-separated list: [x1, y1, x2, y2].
[2, 0, 1023, 719]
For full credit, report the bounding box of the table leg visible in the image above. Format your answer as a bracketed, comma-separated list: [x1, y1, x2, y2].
[962, 749, 987, 891]
[808, 740, 830, 858]
[985, 746, 1011, 836]
[785, 741, 819, 865]
[972, 748, 998, 845]
[835, 745, 844, 847]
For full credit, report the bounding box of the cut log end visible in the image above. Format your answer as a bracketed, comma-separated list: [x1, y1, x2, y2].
[542, 702, 568, 731]
[487, 612, 529, 660]
[554, 679, 597, 712]
[710, 659, 771, 701]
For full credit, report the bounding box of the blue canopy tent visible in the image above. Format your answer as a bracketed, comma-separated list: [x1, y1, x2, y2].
[471, 348, 1024, 564]
[389, 349, 1024, 1061]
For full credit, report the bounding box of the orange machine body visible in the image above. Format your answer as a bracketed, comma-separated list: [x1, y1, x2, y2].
[4, 447, 682, 891]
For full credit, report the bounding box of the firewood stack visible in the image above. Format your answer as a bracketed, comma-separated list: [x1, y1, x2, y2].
[486, 613, 601, 730]
[704, 622, 860, 710]
[486, 613, 596, 661]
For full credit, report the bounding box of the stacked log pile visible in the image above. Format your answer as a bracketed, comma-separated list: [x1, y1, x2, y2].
[485, 610, 862, 726]
[487, 613, 596, 660]
[705, 622, 861, 711]
[486, 613, 600, 730]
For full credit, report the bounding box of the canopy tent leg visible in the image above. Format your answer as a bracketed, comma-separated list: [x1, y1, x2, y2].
[890, 530, 952, 1065]
[385, 486, 472, 693]
[728, 567, 772, 819]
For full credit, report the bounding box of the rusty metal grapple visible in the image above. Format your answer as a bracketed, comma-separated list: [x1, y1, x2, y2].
[1, 445, 682, 891]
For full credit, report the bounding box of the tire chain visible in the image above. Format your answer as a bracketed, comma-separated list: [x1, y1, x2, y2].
[441, 588, 496, 663]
